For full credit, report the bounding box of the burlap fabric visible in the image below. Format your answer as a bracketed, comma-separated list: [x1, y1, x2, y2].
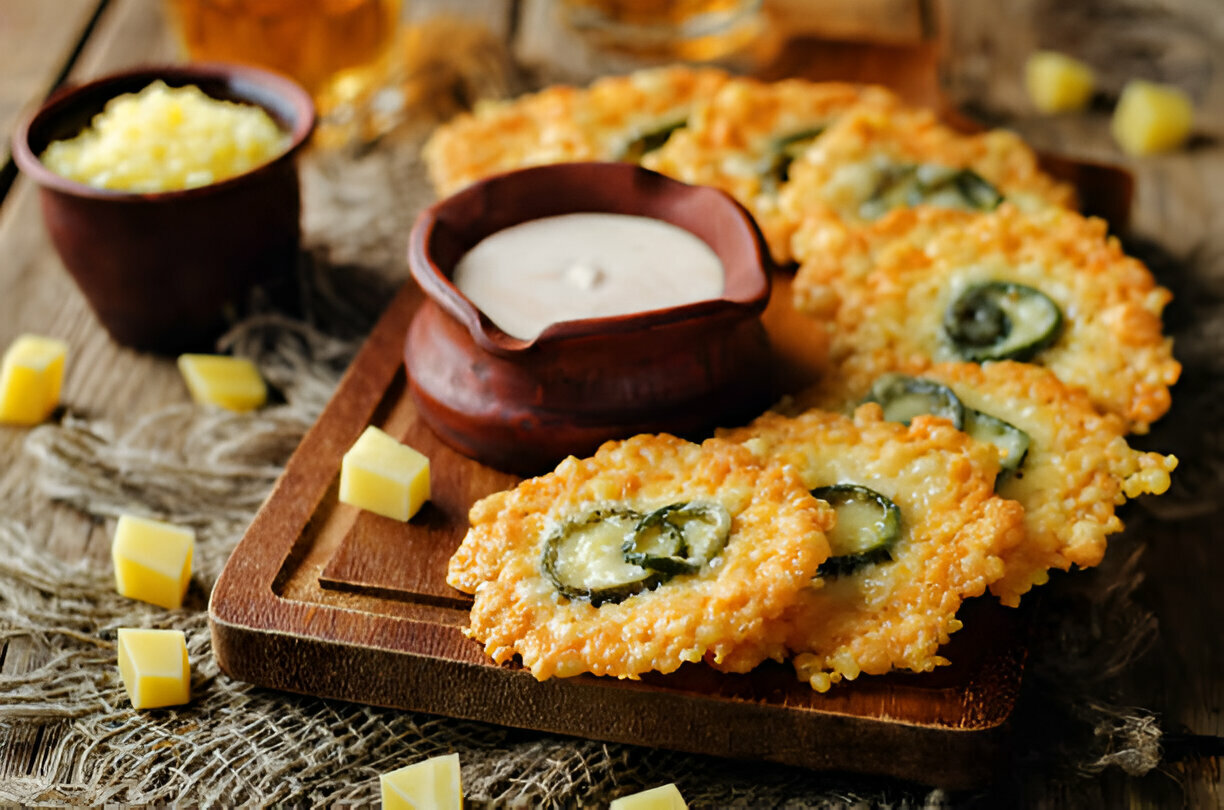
[0, 126, 1199, 807]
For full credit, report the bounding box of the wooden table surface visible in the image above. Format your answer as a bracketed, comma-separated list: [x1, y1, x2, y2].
[1, 0, 1221, 805]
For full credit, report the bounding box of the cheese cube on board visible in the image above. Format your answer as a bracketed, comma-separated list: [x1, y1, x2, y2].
[0, 334, 68, 426]
[340, 426, 431, 521]
[117, 628, 190, 709]
[380, 752, 462, 810]
[177, 354, 267, 412]
[112, 515, 195, 609]
[1025, 51, 1095, 113]
[610, 783, 689, 810]
[1112, 79, 1194, 155]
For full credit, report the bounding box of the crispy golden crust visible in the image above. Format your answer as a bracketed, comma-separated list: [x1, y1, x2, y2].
[717, 407, 1025, 691]
[422, 66, 730, 197]
[423, 68, 1072, 268]
[792, 204, 1181, 432]
[793, 362, 1178, 607]
[447, 434, 833, 680]
[572, 66, 731, 156]
[422, 84, 590, 197]
[643, 78, 901, 264]
[781, 107, 1075, 262]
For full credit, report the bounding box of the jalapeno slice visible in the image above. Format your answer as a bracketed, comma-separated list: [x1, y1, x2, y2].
[860, 163, 1004, 220]
[623, 500, 732, 576]
[865, 373, 966, 429]
[965, 409, 1031, 477]
[943, 281, 1063, 362]
[867, 373, 1033, 481]
[810, 484, 902, 577]
[618, 118, 687, 162]
[541, 506, 662, 606]
[759, 125, 827, 193]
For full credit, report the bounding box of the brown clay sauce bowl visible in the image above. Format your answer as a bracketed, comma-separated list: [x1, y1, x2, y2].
[11, 63, 315, 352]
[405, 162, 774, 475]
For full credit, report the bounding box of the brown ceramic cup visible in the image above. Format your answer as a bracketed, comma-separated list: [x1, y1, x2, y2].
[406, 162, 775, 475]
[11, 63, 315, 352]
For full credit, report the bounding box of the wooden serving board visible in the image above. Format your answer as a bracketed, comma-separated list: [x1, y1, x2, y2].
[210, 270, 1031, 790]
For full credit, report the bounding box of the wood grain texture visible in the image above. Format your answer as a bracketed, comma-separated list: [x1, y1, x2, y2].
[0, 0, 102, 173]
[0, 0, 189, 787]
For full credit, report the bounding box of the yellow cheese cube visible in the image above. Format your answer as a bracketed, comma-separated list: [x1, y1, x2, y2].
[1112, 79, 1195, 155]
[610, 784, 688, 810]
[177, 353, 267, 412]
[380, 752, 462, 810]
[340, 426, 431, 521]
[0, 334, 68, 426]
[112, 514, 195, 609]
[117, 628, 190, 709]
[1025, 51, 1095, 113]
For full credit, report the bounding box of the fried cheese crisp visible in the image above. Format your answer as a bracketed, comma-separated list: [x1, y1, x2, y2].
[780, 106, 1076, 263]
[794, 362, 1178, 606]
[792, 204, 1181, 433]
[570, 66, 730, 162]
[422, 83, 588, 197]
[447, 434, 834, 681]
[643, 78, 901, 264]
[717, 407, 1026, 691]
[422, 66, 730, 197]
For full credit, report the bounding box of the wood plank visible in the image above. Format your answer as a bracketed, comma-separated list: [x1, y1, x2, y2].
[0, 0, 191, 784]
[0, 0, 103, 184]
[0, 0, 188, 554]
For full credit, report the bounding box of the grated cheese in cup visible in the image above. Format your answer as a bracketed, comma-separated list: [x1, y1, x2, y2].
[41, 80, 290, 193]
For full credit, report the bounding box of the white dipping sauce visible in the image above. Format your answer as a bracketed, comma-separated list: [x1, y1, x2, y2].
[451, 213, 725, 340]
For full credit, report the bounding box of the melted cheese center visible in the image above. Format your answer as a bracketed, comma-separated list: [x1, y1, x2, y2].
[551, 515, 644, 590]
[452, 213, 725, 340]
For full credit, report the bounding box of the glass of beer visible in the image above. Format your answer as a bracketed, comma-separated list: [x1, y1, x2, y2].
[559, 0, 764, 62]
[164, 0, 401, 123]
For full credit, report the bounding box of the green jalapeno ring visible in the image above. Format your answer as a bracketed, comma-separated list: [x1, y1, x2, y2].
[965, 409, 1032, 478]
[865, 373, 966, 429]
[943, 280, 1063, 362]
[758, 125, 827, 193]
[541, 506, 663, 606]
[618, 119, 687, 162]
[623, 500, 732, 576]
[810, 484, 902, 578]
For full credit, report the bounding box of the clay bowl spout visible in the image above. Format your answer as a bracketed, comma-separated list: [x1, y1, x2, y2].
[405, 162, 774, 475]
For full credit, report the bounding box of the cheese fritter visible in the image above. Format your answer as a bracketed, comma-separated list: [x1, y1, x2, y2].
[422, 66, 730, 197]
[570, 65, 730, 161]
[717, 407, 1026, 691]
[447, 434, 833, 681]
[792, 204, 1180, 432]
[643, 78, 901, 264]
[780, 106, 1076, 262]
[422, 83, 587, 198]
[793, 362, 1178, 607]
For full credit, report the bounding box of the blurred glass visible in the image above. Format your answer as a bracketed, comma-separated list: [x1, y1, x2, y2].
[559, 0, 764, 62]
[164, 0, 402, 120]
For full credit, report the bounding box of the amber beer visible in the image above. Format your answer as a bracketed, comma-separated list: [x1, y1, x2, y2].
[166, 0, 400, 105]
[565, 0, 755, 27]
[561, 0, 762, 60]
